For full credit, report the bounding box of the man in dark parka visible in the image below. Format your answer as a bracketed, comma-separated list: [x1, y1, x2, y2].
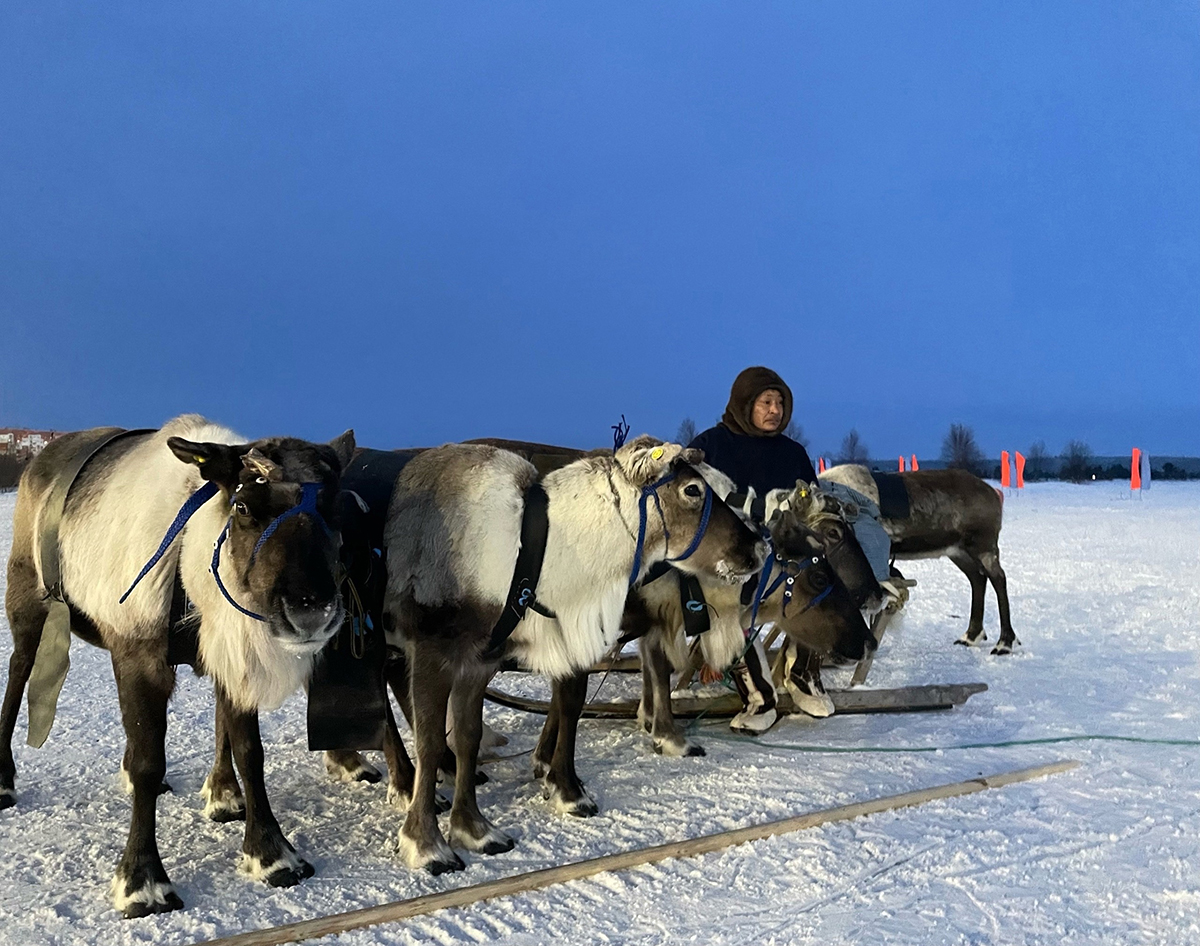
[689, 366, 832, 728]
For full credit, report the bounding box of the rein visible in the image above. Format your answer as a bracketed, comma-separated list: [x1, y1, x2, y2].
[627, 470, 714, 587]
[121, 480, 331, 623]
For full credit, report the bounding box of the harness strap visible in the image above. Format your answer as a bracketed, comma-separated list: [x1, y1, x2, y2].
[250, 482, 330, 565]
[119, 481, 219, 603]
[40, 428, 155, 601]
[679, 573, 711, 637]
[28, 426, 153, 750]
[482, 482, 554, 661]
[211, 522, 267, 621]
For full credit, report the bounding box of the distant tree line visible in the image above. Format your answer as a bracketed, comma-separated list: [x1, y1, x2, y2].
[670, 417, 1198, 482]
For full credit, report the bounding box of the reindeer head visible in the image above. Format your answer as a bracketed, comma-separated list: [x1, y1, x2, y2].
[615, 435, 765, 585]
[168, 430, 355, 652]
[765, 511, 875, 662]
[776, 481, 883, 612]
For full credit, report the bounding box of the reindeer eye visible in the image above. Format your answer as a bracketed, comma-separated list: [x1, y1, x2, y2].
[256, 476, 268, 485]
[684, 484, 703, 498]
[235, 502, 250, 516]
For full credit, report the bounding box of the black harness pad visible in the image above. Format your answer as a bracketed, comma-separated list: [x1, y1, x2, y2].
[307, 447, 421, 751]
[678, 573, 711, 637]
[871, 472, 911, 520]
[483, 482, 552, 661]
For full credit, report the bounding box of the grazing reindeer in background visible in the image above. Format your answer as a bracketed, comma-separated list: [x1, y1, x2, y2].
[820, 464, 1017, 655]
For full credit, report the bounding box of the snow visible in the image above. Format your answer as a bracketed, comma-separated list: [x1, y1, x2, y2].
[0, 482, 1197, 945]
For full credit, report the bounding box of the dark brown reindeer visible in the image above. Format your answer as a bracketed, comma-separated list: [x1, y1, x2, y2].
[2, 415, 353, 917]
[820, 464, 1017, 655]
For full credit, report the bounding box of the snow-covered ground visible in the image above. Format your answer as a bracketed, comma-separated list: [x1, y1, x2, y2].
[0, 482, 1197, 946]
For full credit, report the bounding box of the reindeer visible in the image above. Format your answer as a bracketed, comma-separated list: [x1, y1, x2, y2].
[819, 464, 1016, 655]
[1, 416, 353, 916]
[627, 478, 881, 757]
[378, 437, 764, 873]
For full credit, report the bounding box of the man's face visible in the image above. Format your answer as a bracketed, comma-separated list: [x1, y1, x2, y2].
[751, 389, 784, 433]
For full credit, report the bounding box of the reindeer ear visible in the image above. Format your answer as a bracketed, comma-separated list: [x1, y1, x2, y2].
[242, 448, 282, 482]
[167, 437, 248, 490]
[615, 437, 684, 487]
[328, 429, 356, 470]
[680, 447, 703, 466]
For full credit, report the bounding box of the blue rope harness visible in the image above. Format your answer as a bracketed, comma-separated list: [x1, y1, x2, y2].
[744, 542, 833, 643]
[119, 481, 219, 604]
[121, 480, 330, 623]
[627, 472, 715, 587]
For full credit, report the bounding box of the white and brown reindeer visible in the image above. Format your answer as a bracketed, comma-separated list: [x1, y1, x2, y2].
[819, 464, 1017, 654]
[378, 437, 765, 874]
[1, 415, 354, 917]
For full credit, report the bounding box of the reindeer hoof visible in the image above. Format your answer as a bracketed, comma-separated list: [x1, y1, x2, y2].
[265, 859, 315, 888]
[241, 850, 314, 888]
[955, 632, 987, 647]
[427, 852, 466, 876]
[565, 796, 599, 818]
[653, 737, 706, 758]
[324, 751, 383, 784]
[990, 640, 1017, 656]
[122, 888, 185, 918]
[112, 876, 184, 918]
[201, 777, 246, 822]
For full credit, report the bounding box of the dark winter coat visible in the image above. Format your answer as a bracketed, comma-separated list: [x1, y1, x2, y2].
[689, 366, 818, 498]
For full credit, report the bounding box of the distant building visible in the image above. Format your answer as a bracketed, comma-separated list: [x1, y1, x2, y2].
[0, 429, 61, 457]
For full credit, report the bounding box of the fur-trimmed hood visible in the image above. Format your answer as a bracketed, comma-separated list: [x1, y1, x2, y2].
[721, 366, 793, 437]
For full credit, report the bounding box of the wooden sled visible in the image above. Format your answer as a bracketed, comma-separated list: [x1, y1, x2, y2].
[485, 681, 987, 719]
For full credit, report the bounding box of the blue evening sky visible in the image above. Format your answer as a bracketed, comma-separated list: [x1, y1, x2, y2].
[2, 2, 1197, 458]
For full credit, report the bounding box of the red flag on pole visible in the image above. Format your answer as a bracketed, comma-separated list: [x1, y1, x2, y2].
[818, 456, 826, 474]
[1015, 452, 1026, 489]
[1000, 451, 1011, 488]
[898, 455, 905, 472]
[911, 454, 918, 471]
[1131, 448, 1142, 490]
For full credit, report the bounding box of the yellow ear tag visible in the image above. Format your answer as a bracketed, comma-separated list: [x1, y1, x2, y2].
[650, 447, 664, 461]
[798, 488, 808, 498]
[194, 456, 207, 464]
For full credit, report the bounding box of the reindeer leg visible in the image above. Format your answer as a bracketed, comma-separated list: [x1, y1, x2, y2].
[383, 651, 449, 813]
[978, 549, 1018, 655]
[532, 679, 563, 782]
[640, 633, 704, 757]
[387, 650, 480, 790]
[948, 549, 989, 646]
[0, 556, 48, 809]
[201, 701, 244, 822]
[637, 640, 655, 736]
[542, 672, 598, 817]
[109, 643, 183, 918]
[447, 668, 514, 856]
[217, 686, 313, 888]
[399, 642, 463, 874]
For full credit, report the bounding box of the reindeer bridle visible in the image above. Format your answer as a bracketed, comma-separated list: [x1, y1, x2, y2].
[122, 480, 334, 622]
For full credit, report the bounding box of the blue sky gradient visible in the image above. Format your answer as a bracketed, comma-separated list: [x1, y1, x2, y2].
[2, 2, 1197, 457]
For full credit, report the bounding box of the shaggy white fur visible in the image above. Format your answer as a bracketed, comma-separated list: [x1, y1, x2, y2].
[109, 876, 179, 915]
[53, 415, 325, 712]
[238, 848, 309, 883]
